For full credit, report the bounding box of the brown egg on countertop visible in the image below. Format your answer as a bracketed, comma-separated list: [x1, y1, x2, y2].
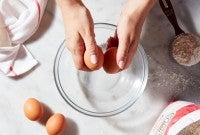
[84, 45, 104, 70]
[46, 113, 66, 135]
[23, 98, 43, 121]
[103, 47, 120, 74]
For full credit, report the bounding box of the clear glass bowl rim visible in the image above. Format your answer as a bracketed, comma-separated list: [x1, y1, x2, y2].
[53, 23, 148, 117]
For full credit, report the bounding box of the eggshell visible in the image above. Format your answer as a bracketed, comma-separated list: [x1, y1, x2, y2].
[84, 46, 104, 70]
[106, 36, 118, 49]
[23, 98, 43, 121]
[103, 47, 120, 74]
[46, 113, 66, 135]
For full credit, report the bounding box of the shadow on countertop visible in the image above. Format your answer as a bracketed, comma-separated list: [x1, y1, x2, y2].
[39, 103, 79, 135]
[140, 0, 200, 100]
[61, 118, 79, 135]
[39, 103, 54, 126]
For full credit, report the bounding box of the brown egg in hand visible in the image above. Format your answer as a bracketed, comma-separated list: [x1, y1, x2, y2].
[84, 46, 104, 70]
[46, 113, 66, 135]
[23, 98, 43, 121]
[103, 47, 120, 74]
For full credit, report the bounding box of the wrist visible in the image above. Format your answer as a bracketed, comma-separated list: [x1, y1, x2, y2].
[122, 0, 155, 17]
[56, 0, 83, 8]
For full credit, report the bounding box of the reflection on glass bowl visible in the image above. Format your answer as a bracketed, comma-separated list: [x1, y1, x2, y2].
[54, 23, 148, 117]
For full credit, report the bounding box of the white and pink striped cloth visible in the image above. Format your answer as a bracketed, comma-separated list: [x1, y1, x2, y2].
[150, 101, 200, 135]
[0, 0, 47, 76]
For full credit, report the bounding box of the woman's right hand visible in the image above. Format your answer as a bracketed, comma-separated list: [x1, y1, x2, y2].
[56, 0, 98, 71]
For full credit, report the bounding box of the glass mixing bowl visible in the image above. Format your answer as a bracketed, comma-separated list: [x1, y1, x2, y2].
[54, 23, 148, 117]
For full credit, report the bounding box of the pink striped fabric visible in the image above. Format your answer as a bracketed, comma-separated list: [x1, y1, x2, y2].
[35, 0, 41, 24]
[0, 0, 48, 76]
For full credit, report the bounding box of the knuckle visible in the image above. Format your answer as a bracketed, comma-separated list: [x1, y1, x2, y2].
[86, 45, 96, 54]
[85, 38, 94, 46]
[120, 51, 128, 59]
[118, 47, 129, 60]
[84, 34, 95, 44]
[85, 38, 96, 52]
[86, 42, 96, 51]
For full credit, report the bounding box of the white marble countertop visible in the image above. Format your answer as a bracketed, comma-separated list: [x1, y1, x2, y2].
[0, 0, 200, 135]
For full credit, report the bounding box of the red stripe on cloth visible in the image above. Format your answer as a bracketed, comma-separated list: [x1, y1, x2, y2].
[165, 104, 200, 135]
[9, 67, 17, 76]
[34, 0, 41, 24]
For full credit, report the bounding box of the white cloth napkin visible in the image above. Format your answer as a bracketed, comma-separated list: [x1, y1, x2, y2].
[0, 0, 47, 76]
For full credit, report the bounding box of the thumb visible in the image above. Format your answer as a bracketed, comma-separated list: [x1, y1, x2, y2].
[82, 30, 98, 64]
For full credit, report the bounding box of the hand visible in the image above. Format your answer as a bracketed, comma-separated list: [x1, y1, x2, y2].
[56, 0, 98, 71]
[116, 0, 155, 69]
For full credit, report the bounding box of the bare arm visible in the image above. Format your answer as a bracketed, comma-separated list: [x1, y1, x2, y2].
[56, 0, 98, 71]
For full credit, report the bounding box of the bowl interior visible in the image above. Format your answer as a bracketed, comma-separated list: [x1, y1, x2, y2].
[54, 23, 148, 117]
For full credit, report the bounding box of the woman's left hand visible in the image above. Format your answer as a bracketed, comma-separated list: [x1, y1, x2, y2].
[116, 0, 155, 69]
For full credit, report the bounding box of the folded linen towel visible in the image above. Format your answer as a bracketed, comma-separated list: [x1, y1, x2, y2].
[0, 0, 47, 76]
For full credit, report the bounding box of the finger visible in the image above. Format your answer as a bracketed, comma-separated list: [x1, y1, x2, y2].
[123, 42, 138, 70]
[116, 34, 132, 69]
[66, 34, 91, 71]
[80, 25, 98, 65]
[122, 20, 143, 69]
[117, 15, 143, 70]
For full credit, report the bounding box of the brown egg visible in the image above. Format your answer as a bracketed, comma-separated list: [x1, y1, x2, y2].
[84, 46, 104, 70]
[23, 98, 43, 121]
[103, 47, 120, 74]
[46, 113, 66, 135]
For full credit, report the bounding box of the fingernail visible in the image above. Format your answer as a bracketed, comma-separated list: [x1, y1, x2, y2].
[118, 61, 125, 69]
[90, 54, 97, 64]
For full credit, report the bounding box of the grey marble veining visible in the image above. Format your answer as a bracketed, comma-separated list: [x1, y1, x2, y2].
[142, 0, 200, 100]
[0, 0, 200, 135]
